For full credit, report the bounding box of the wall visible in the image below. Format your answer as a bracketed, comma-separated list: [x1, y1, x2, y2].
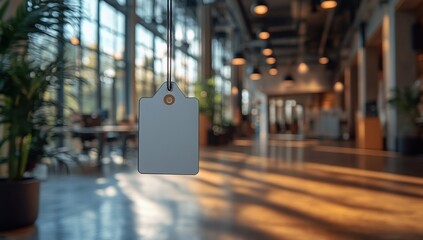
[252, 64, 331, 96]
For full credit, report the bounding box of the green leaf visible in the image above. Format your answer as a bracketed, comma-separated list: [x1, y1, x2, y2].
[0, 0, 80, 180]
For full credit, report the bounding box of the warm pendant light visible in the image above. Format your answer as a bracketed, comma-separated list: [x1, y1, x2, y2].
[251, 0, 268, 15]
[319, 56, 330, 65]
[266, 55, 277, 65]
[231, 86, 239, 95]
[231, 52, 246, 65]
[334, 81, 344, 92]
[284, 74, 295, 84]
[250, 67, 262, 81]
[320, 0, 337, 9]
[262, 45, 273, 56]
[298, 62, 309, 74]
[257, 27, 270, 40]
[268, 65, 278, 76]
[70, 36, 80, 45]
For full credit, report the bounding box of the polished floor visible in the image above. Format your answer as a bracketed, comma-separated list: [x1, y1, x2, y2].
[1, 137, 423, 240]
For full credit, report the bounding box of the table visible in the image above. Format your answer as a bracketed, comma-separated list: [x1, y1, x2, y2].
[59, 125, 138, 169]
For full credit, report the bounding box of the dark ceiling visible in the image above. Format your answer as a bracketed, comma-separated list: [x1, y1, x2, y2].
[211, 0, 361, 66]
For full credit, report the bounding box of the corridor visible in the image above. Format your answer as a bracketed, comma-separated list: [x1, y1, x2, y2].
[4, 138, 423, 240]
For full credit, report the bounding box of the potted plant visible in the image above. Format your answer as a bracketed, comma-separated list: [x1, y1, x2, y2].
[0, 0, 77, 230]
[389, 85, 423, 155]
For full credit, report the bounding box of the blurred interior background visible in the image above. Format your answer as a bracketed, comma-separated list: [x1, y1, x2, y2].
[1, 0, 423, 239]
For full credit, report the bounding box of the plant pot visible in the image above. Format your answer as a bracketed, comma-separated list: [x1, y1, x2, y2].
[199, 114, 209, 146]
[0, 178, 40, 231]
[396, 136, 422, 155]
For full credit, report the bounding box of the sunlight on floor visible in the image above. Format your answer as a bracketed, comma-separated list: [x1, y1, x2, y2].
[3, 139, 423, 240]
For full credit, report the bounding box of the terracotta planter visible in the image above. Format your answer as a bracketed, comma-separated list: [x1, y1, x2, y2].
[0, 178, 40, 231]
[199, 114, 209, 146]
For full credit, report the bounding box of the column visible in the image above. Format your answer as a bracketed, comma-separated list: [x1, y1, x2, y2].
[125, 0, 136, 118]
[199, 4, 212, 80]
[350, 64, 359, 138]
[357, 33, 383, 149]
[357, 33, 366, 116]
[344, 67, 352, 137]
[357, 29, 367, 148]
[198, 3, 213, 144]
[383, 3, 396, 151]
[365, 47, 379, 103]
[383, 3, 417, 151]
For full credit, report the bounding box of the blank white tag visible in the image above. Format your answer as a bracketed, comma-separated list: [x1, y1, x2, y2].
[138, 82, 199, 175]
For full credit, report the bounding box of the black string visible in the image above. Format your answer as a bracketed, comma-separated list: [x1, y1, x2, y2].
[167, 0, 173, 91]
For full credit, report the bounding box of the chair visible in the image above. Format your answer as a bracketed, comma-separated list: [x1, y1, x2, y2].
[117, 119, 137, 159]
[79, 114, 102, 152]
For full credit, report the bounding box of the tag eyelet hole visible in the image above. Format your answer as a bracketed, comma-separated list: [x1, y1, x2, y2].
[164, 94, 175, 105]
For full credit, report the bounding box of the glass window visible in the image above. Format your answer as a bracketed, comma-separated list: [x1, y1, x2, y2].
[115, 35, 125, 60]
[117, 12, 125, 35]
[117, 0, 126, 6]
[136, 25, 153, 49]
[154, 0, 166, 24]
[81, 19, 97, 49]
[211, 36, 232, 124]
[115, 69, 126, 121]
[100, 28, 115, 55]
[82, 0, 98, 21]
[81, 69, 97, 113]
[82, 48, 97, 69]
[136, 0, 153, 23]
[62, 0, 201, 122]
[100, 54, 114, 75]
[64, 24, 77, 40]
[100, 1, 115, 30]
[58, 0, 128, 121]
[97, 1, 127, 122]
[135, 23, 156, 98]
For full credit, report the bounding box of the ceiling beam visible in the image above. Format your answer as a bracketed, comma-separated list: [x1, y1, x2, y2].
[224, 0, 251, 40]
[241, 37, 300, 49]
[318, 10, 335, 56]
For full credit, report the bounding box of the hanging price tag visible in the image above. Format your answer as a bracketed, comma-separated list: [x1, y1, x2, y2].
[138, 82, 199, 175]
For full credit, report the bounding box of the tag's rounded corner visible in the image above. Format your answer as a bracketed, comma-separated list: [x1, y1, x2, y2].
[138, 97, 146, 105]
[137, 159, 146, 174]
[192, 167, 200, 175]
[137, 167, 148, 175]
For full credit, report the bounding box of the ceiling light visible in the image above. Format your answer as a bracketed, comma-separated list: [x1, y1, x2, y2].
[334, 81, 344, 92]
[114, 53, 123, 61]
[70, 37, 80, 45]
[266, 55, 277, 65]
[231, 52, 246, 65]
[257, 28, 270, 40]
[251, 0, 268, 15]
[262, 46, 273, 56]
[284, 74, 295, 84]
[320, 0, 337, 9]
[268, 65, 278, 76]
[319, 56, 330, 65]
[250, 67, 262, 81]
[231, 86, 239, 95]
[298, 62, 309, 74]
